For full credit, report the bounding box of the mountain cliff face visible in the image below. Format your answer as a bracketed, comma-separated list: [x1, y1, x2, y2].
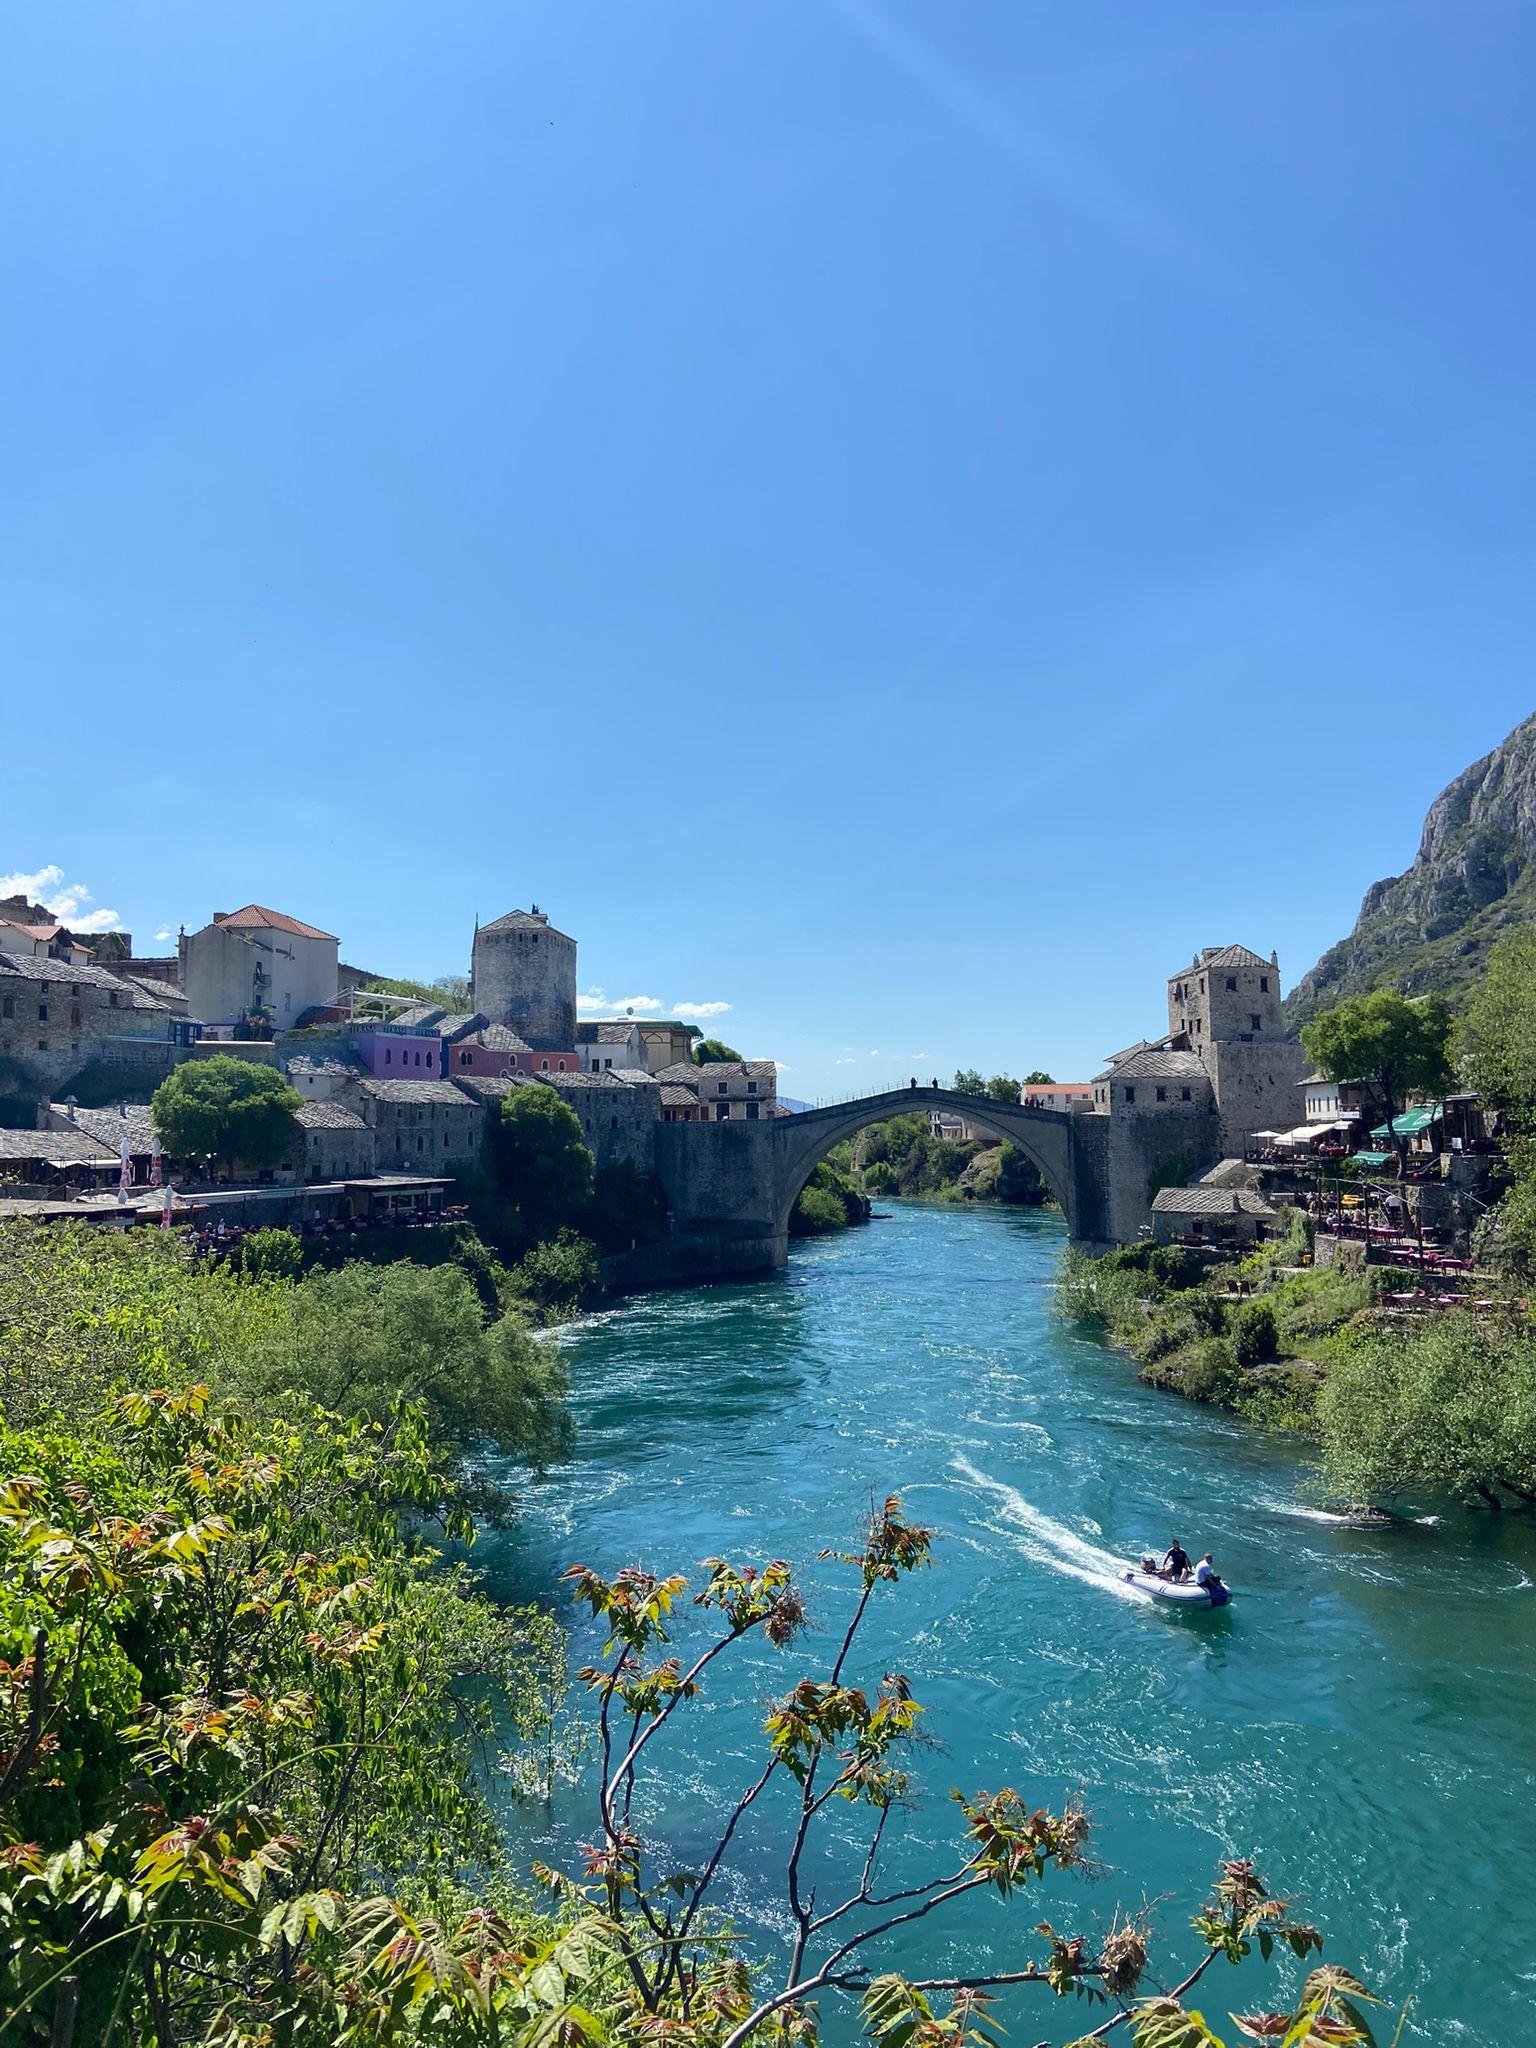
[1286, 711, 1536, 1027]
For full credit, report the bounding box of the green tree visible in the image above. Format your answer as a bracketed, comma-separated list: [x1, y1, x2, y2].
[150, 1056, 303, 1178]
[1317, 1312, 1536, 1510]
[505, 1229, 604, 1319]
[693, 1038, 743, 1064]
[951, 1067, 986, 1096]
[1456, 925, 1536, 1128]
[985, 1074, 1021, 1103]
[235, 1258, 574, 1482]
[1023, 1069, 1055, 1085]
[1301, 990, 1453, 1171]
[485, 1085, 595, 1253]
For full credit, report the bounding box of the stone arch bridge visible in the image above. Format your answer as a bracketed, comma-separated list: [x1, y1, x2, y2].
[650, 1085, 1124, 1282]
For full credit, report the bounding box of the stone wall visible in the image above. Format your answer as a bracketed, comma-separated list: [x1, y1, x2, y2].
[1206, 1038, 1308, 1151]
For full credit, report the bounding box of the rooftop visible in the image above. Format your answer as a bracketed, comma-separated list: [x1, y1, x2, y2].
[358, 1078, 474, 1105]
[0, 1129, 120, 1166]
[577, 1021, 642, 1045]
[1092, 1048, 1210, 1083]
[1173, 944, 1276, 975]
[0, 953, 170, 1008]
[53, 1104, 158, 1152]
[294, 1100, 369, 1130]
[1151, 1186, 1280, 1218]
[213, 905, 338, 942]
[479, 908, 575, 943]
[653, 1059, 776, 1083]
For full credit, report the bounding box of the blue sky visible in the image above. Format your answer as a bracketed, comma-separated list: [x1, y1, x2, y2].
[3, 0, 1533, 1097]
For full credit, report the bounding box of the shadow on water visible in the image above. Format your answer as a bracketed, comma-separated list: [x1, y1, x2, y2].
[489, 1201, 1536, 2045]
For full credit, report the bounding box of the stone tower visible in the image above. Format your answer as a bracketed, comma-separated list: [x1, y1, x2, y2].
[470, 907, 577, 1050]
[1166, 945, 1305, 1149]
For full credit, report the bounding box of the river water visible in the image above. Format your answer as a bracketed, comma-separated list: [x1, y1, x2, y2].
[487, 1203, 1536, 2043]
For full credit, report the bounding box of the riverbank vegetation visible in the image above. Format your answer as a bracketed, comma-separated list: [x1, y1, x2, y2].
[1062, 925, 1536, 1513]
[0, 1254, 1387, 2048]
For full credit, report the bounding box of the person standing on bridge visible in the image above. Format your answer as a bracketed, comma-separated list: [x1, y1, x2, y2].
[910, 1076, 917, 1089]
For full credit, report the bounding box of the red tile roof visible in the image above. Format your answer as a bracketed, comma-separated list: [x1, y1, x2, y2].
[213, 904, 337, 941]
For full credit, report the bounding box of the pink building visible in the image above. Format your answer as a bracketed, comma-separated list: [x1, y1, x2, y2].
[447, 1023, 578, 1079]
[354, 1029, 442, 1078]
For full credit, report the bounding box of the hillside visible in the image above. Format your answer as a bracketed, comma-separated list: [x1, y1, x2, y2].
[1286, 710, 1536, 1026]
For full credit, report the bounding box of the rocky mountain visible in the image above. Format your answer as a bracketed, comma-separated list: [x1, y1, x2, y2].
[1286, 710, 1536, 1027]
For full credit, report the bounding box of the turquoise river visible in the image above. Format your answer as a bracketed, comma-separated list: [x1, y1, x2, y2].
[487, 1203, 1536, 2045]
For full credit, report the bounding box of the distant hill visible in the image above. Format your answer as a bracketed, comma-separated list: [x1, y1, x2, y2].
[1286, 710, 1536, 1028]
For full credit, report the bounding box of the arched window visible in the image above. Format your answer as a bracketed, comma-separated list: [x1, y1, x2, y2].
[539, 1059, 549, 1072]
[385, 1048, 392, 1064]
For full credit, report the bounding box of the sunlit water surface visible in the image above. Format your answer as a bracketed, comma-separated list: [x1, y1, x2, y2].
[482, 1204, 1536, 2043]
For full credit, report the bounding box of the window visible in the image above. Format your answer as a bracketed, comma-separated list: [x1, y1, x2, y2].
[1, 997, 11, 1019]
[1198, 978, 1205, 994]
[1225, 976, 1237, 991]
[109, 991, 119, 1007]
[1156, 1087, 1166, 1102]
[70, 1004, 81, 1026]
[461, 1050, 471, 1065]
[747, 1079, 757, 1094]
[37, 1038, 47, 1051]
[1181, 1087, 1191, 1102]
[610, 1115, 619, 1129]
[37, 1003, 47, 1021]
[746, 1102, 759, 1120]
[414, 1050, 421, 1065]
[385, 1048, 392, 1064]
[1124, 1086, 1136, 1104]
[715, 1102, 730, 1119]
[1250, 1015, 1261, 1032]
[717, 1081, 728, 1094]
[1259, 976, 1269, 993]
[539, 1059, 549, 1071]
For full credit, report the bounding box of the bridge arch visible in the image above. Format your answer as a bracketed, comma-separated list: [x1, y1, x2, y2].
[769, 1087, 1079, 1242]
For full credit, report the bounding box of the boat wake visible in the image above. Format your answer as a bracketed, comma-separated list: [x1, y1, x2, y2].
[951, 1454, 1145, 1603]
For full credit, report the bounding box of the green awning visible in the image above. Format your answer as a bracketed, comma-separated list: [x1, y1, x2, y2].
[1349, 1151, 1394, 1167]
[1369, 1104, 1443, 1140]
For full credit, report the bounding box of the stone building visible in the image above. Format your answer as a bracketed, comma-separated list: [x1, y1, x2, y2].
[290, 1100, 376, 1182]
[1165, 945, 1307, 1150]
[653, 1060, 777, 1121]
[349, 1076, 483, 1172]
[470, 908, 577, 1051]
[180, 905, 340, 1030]
[0, 952, 180, 1112]
[1149, 1185, 1283, 1246]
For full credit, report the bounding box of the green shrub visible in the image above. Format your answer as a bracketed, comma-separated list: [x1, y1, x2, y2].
[505, 1230, 602, 1318]
[1231, 1299, 1279, 1367]
[793, 1185, 849, 1235]
[228, 1226, 303, 1280]
[1141, 1335, 1240, 1404]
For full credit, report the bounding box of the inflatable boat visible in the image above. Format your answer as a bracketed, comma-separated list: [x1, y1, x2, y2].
[1122, 1569, 1231, 1608]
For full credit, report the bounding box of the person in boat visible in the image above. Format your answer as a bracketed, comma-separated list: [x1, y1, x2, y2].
[1161, 1540, 1192, 1582]
[1195, 1553, 1230, 1604]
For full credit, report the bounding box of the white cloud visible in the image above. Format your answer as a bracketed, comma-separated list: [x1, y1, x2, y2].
[576, 987, 663, 1017]
[673, 1000, 732, 1020]
[0, 864, 123, 933]
[835, 1057, 857, 1065]
[154, 927, 174, 943]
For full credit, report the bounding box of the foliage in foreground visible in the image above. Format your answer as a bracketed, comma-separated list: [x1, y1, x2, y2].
[0, 1384, 568, 2047]
[1, 1457, 1390, 2048]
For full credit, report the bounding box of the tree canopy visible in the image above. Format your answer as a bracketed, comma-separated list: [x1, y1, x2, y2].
[1300, 990, 1453, 1161]
[485, 1083, 595, 1253]
[951, 1068, 986, 1096]
[693, 1038, 742, 1064]
[1456, 925, 1536, 1130]
[150, 1055, 302, 1175]
[1023, 1069, 1056, 1085]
